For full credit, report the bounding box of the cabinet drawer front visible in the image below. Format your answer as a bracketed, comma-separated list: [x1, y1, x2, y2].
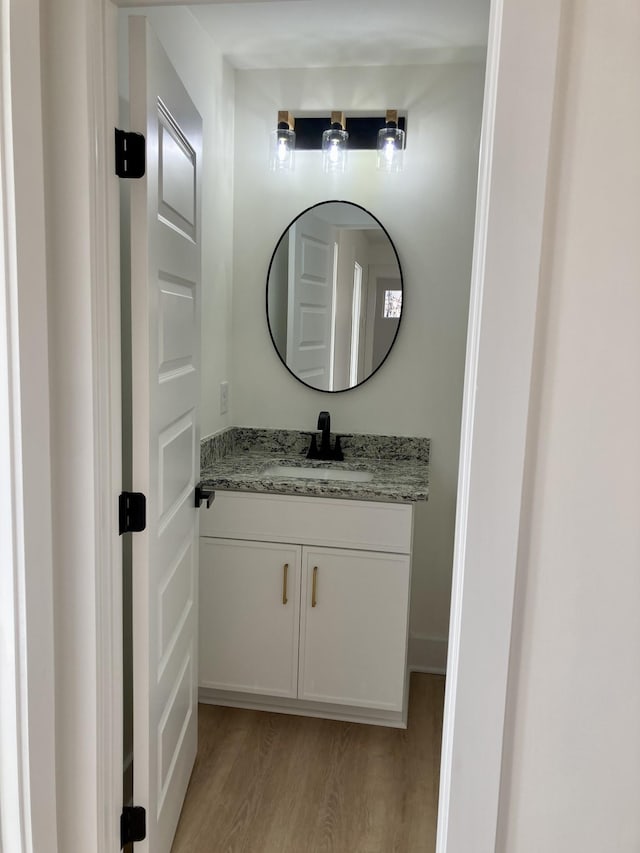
[199, 538, 301, 698]
[200, 491, 413, 554]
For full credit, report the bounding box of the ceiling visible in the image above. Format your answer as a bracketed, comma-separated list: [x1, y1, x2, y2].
[189, 0, 491, 70]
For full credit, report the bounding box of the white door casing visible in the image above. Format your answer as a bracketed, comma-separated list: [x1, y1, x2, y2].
[128, 16, 202, 853]
[286, 213, 335, 389]
[0, 1, 58, 849]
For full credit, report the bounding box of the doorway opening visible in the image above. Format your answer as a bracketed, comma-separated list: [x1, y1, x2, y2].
[118, 2, 491, 850]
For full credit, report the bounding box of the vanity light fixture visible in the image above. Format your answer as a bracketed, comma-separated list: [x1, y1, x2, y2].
[322, 111, 348, 174]
[269, 112, 406, 173]
[270, 110, 296, 172]
[377, 109, 405, 173]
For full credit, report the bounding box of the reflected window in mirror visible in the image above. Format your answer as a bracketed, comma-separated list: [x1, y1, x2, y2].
[266, 201, 403, 393]
[383, 290, 402, 319]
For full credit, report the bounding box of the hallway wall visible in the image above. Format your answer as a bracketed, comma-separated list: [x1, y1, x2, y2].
[498, 2, 640, 849]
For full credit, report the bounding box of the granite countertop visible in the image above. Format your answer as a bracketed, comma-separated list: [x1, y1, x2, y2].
[200, 428, 429, 504]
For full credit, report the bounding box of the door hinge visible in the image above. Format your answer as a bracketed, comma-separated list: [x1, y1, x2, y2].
[115, 128, 146, 179]
[119, 492, 146, 535]
[120, 806, 146, 848]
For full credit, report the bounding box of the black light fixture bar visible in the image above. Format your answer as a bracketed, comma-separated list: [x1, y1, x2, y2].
[293, 115, 407, 150]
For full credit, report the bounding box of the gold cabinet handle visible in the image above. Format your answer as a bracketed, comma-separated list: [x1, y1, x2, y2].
[312, 566, 318, 607]
[282, 563, 288, 605]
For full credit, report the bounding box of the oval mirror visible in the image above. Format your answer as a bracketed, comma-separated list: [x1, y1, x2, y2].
[266, 201, 403, 392]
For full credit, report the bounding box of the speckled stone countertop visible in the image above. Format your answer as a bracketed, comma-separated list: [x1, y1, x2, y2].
[200, 428, 429, 504]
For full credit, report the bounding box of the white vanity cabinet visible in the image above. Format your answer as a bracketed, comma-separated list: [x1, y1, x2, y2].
[199, 490, 413, 727]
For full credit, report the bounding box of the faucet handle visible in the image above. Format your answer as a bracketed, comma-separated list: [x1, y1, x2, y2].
[333, 435, 344, 462]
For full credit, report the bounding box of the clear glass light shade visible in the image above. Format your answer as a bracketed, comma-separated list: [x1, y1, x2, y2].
[322, 128, 348, 174]
[270, 128, 296, 171]
[377, 126, 405, 173]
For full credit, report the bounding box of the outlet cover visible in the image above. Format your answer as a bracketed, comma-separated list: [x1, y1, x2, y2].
[219, 381, 229, 415]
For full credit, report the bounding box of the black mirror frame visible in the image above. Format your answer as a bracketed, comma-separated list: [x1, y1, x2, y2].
[265, 199, 404, 394]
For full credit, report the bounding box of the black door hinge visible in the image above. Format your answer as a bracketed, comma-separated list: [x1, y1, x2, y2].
[121, 806, 146, 848]
[119, 492, 146, 535]
[115, 128, 146, 178]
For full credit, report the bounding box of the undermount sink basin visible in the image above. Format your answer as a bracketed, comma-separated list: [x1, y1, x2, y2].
[262, 464, 374, 483]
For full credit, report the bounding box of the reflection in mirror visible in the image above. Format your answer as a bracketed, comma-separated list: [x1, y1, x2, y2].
[267, 201, 403, 392]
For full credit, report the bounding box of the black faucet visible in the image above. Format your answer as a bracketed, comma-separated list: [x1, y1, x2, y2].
[306, 411, 344, 461]
[317, 411, 331, 457]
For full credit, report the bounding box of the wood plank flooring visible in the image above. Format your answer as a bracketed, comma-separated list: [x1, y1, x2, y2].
[171, 673, 445, 853]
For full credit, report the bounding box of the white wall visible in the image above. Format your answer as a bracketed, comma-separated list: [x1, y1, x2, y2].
[267, 233, 288, 356]
[498, 1, 640, 849]
[119, 7, 235, 441]
[231, 64, 484, 669]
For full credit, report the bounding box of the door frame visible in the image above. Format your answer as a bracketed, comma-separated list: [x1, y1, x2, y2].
[436, 3, 562, 846]
[3, 0, 562, 850]
[0, 2, 58, 851]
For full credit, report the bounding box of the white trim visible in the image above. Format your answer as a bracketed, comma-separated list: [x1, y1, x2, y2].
[199, 688, 407, 729]
[435, 2, 504, 844]
[88, 3, 123, 851]
[410, 666, 446, 677]
[0, 1, 57, 850]
[437, 2, 562, 851]
[408, 634, 448, 674]
[349, 261, 362, 385]
[39, 1, 122, 851]
[0, 26, 30, 850]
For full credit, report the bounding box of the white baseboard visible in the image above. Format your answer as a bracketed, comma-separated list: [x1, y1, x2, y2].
[199, 687, 408, 728]
[408, 633, 447, 675]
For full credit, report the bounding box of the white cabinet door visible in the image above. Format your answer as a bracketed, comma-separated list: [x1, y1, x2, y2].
[199, 539, 302, 698]
[129, 17, 202, 853]
[298, 547, 411, 712]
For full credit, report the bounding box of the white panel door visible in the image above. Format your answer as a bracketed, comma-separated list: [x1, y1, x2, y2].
[199, 538, 302, 697]
[129, 17, 202, 853]
[286, 214, 335, 389]
[298, 547, 411, 711]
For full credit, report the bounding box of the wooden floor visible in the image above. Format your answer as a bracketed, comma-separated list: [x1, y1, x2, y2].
[171, 673, 445, 853]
